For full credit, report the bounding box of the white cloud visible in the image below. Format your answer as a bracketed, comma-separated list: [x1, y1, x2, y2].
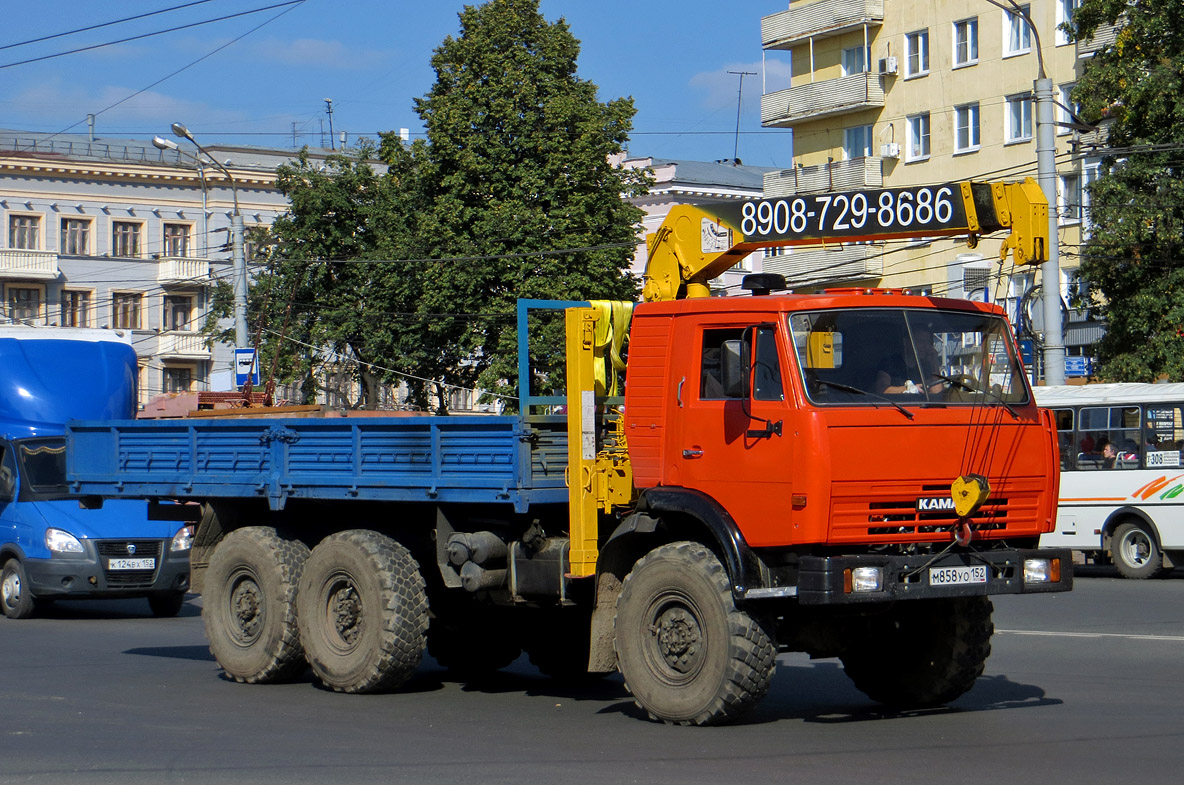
[8, 79, 245, 130]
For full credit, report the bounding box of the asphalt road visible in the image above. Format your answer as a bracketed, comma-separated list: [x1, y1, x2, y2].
[3, 567, 1183, 785]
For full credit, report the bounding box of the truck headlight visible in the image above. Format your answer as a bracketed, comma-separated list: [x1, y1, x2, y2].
[845, 566, 884, 593]
[46, 527, 84, 554]
[170, 525, 195, 553]
[1024, 557, 1061, 583]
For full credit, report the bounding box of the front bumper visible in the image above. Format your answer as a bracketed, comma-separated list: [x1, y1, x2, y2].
[24, 538, 190, 599]
[794, 547, 1073, 605]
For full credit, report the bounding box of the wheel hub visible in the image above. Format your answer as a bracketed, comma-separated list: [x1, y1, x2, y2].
[653, 607, 702, 673]
[329, 584, 362, 646]
[2, 571, 19, 606]
[230, 578, 263, 641]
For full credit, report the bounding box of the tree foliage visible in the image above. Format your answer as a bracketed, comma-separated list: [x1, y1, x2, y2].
[222, 0, 646, 410]
[1069, 0, 1184, 381]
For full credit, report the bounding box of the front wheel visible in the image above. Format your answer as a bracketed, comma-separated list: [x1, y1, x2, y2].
[614, 542, 777, 726]
[1, 559, 37, 620]
[840, 596, 993, 708]
[203, 527, 310, 683]
[297, 530, 429, 693]
[1112, 521, 1163, 579]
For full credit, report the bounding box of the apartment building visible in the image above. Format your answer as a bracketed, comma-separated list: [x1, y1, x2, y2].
[0, 129, 296, 403]
[758, 0, 1108, 376]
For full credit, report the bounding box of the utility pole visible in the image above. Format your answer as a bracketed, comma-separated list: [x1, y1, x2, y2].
[727, 70, 756, 164]
[325, 98, 335, 151]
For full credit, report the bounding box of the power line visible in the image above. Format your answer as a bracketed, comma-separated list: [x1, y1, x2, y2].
[0, 0, 222, 52]
[0, 1, 304, 71]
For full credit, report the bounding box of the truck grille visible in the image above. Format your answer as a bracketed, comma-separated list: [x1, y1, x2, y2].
[830, 481, 1046, 543]
[96, 539, 163, 588]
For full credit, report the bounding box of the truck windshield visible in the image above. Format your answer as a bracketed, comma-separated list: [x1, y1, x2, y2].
[16, 438, 68, 496]
[789, 308, 1029, 407]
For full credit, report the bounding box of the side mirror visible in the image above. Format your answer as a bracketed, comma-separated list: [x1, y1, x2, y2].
[721, 339, 744, 398]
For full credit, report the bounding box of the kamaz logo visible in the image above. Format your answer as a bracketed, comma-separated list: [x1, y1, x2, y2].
[916, 497, 956, 512]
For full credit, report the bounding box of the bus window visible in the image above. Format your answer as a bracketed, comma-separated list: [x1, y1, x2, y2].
[1145, 406, 1184, 468]
[1051, 408, 1074, 470]
[1077, 406, 1141, 470]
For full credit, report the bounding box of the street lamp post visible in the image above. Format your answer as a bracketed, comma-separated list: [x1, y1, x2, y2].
[160, 123, 248, 350]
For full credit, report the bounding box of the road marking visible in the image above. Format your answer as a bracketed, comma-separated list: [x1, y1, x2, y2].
[998, 629, 1184, 642]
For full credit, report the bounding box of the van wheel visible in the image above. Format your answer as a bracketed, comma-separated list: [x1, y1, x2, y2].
[204, 527, 310, 683]
[148, 591, 186, 618]
[614, 542, 777, 725]
[1112, 521, 1162, 579]
[297, 530, 428, 693]
[1, 558, 37, 620]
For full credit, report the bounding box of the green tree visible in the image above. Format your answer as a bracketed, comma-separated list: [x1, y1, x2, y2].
[412, 0, 645, 406]
[1070, 0, 1184, 381]
[226, 0, 645, 411]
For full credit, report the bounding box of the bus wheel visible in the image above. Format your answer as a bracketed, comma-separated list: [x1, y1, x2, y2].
[840, 596, 993, 708]
[204, 527, 309, 683]
[1112, 521, 1163, 579]
[297, 530, 428, 693]
[614, 542, 777, 726]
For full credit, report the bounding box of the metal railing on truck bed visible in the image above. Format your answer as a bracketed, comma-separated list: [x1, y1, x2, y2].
[66, 415, 570, 513]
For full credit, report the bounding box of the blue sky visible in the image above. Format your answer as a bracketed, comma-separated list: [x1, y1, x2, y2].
[0, 0, 795, 167]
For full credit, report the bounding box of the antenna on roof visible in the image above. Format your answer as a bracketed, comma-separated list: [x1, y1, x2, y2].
[726, 70, 756, 165]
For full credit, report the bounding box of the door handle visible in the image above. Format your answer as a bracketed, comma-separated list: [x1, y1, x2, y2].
[682, 449, 703, 458]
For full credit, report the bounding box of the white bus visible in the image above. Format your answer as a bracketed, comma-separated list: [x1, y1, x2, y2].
[1034, 383, 1184, 578]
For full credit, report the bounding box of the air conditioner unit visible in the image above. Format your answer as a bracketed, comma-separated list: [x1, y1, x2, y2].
[880, 142, 901, 159]
[878, 56, 898, 75]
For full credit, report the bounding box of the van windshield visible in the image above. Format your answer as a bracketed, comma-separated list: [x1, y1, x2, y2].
[16, 438, 68, 496]
[789, 308, 1030, 407]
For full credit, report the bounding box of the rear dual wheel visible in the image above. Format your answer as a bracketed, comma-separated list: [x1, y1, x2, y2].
[297, 530, 429, 693]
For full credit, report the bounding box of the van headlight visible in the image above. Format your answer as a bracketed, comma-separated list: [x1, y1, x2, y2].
[46, 528, 84, 554]
[170, 525, 195, 553]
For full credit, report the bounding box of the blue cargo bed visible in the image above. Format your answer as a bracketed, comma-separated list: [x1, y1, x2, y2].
[66, 415, 571, 512]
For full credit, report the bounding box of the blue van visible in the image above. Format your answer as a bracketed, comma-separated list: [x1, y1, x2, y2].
[0, 327, 191, 619]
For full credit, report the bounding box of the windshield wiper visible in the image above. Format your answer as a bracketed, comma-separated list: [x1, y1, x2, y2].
[931, 374, 1020, 420]
[816, 380, 914, 420]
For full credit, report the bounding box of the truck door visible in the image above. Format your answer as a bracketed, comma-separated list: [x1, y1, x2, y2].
[675, 321, 796, 547]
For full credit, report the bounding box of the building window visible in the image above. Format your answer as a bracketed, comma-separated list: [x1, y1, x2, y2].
[905, 30, 929, 77]
[841, 45, 871, 76]
[163, 366, 193, 394]
[112, 292, 142, 330]
[1060, 173, 1082, 223]
[60, 218, 91, 256]
[8, 215, 40, 250]
[907, 113, 931, 161]
[112, 221, 142, 258]
[164, 294, 194, 331]
[163, 223, 190, 257]
[6, 286, 42, 322]
[954, 18, 978, 67]
[1058, 83, 1078, 135]
[61, 290, 91, 327]
[1004, 5, 1032, 56]
[843, 125, 874, 159]
[1056, 0, 1079, 46]
[1007, 93, 1033, 142]
[955, 103, 981, 153]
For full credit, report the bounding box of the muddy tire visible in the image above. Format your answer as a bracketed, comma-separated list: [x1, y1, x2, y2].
[840, 596, 993, 708]
[297, 530, 428, 693]
[614, 542, 777, 725]
[203, 527, 309, 683]
[1112, 521, 1163, 579]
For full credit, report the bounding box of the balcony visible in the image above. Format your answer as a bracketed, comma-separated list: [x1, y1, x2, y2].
[157, 257, 211, 286]
[764, 157, 883, 198]
[762, 73, 884, 128]
[157, 332, 211, 359]
[762, 0, 884, 50]
[1077, 19, 1121, 58]
[764, 243, 883, 289]
[0, 249, 60, 280]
